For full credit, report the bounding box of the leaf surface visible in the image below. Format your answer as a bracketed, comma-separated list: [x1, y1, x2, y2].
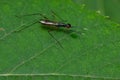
[0, 0, 120, 80]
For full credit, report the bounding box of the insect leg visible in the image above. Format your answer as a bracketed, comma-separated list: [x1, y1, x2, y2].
[51, 10, 67, 22]
[14, 21, 39, 32]
[48, 30, 64, 49]
[15, 13, 48, 19]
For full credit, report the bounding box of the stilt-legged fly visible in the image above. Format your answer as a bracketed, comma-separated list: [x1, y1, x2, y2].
[14, 11, 77, 48]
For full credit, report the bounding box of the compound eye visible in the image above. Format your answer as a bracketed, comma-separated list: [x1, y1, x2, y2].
[67, 24, 71, 28]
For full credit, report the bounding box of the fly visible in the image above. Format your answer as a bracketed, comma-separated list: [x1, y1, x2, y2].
[40, 20, 71, 28]
[14, 11, 74, 48]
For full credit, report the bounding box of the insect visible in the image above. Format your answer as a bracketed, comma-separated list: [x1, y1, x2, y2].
[15, 11, 75, 48]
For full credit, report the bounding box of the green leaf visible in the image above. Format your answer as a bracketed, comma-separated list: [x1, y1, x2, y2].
[74, 0, 120, 23]
[0, 0, 120, 80]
